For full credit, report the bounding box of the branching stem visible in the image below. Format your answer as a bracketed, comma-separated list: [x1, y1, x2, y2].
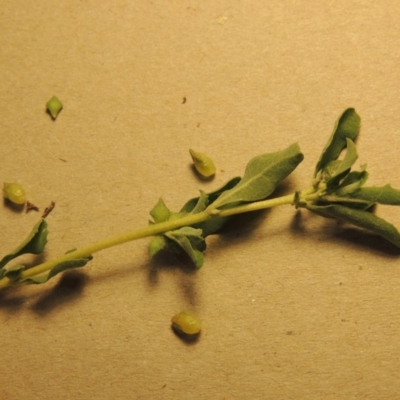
[0, 188, 320, 289]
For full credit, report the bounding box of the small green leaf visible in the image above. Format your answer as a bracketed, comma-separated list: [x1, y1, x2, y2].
[180, 190, 231, 236]
[23, 254, 93, 285]
[0, 264, 25, 281]
[305, 204, 400, 247]
[165, 227, 206, 268]
[148, 236, 166, 256]
[211, 143, 304, 209]
[324, 139, 359, 188]
[150, 198, 172, 223]
[0, 219, 48, 269]
[180, 177, 241, 214]
[334, 169, 369, 196]
[187, 191, 209, 214]
[315, 108, 360, 176]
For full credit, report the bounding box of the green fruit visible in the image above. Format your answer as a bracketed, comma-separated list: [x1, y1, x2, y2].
[171, 311, 202, 335]
[189, 149, 216, 177]
[3, 182, 26, 205]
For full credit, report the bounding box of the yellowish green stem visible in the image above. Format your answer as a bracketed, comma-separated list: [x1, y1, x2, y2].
[0, 188, 320, 289]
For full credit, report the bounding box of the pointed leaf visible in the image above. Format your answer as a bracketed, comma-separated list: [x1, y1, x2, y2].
[150, 198, 172, 223]
[24, 254, 93, 285]
[180, 177, 241, 213]
[211, 143, 304, 208]
[189, 191, 209, 214]
[324, 138, 358, 188]
[0, 264, 25, 281]
[0, 219, 48, 269]
[335, 169, 369, 196]
[315, 108, 360, 176]
[177, 177, 242, 236]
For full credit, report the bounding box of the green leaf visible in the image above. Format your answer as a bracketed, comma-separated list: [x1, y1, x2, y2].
[187, 191, 209, 214]
[0, 219, 48, 269]
[180, 177, 241, 214]
[181, 178, 242, 236]
[148, 235, 167, 257]
[324, 139, 358, 188]
[305, 204, 400, 247]
[315, 108, 360, 176]
[345, 184, 400, 205]
[334, 169, 369, 196]
[148, 180, 242, 263]
[0, 264, 25, 281]
[165, 227, 206, 268]
[23, 253, 93, 285]
[211, 143, 304, 209]
[150, 198, 172, 223]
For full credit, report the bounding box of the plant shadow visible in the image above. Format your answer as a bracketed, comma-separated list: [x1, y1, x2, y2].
[31, 271, 89, 316]
[0, 270, 89, 316]
[290, 210, 400, 257]
[171, 326, 201, 345]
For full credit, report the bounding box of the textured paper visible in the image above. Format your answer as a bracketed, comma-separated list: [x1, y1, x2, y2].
[1, 2, 400, 399]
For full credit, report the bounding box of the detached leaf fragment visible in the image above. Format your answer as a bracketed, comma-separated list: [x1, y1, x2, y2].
[46, 95, 63, 120]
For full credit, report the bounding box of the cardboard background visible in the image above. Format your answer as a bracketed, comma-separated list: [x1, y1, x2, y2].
[1, 1, 400, 399]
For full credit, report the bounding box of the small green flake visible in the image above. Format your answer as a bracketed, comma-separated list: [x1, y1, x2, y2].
[46, 96, 63, 119]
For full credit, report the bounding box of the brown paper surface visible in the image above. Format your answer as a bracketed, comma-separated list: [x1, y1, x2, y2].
[1, 2, 400, 399]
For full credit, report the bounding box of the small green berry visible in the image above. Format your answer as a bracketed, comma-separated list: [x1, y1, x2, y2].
[46, 96, 63, 119]
[171, 311, 202, 335]
[3, 182, 26, 205]
[189, 149, 216, 177]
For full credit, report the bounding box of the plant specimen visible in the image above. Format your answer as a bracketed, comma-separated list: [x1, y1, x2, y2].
[1, 108, 400, 290]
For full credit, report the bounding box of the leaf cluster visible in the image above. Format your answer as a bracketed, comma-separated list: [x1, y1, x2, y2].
[148, 108, 400, 267]
[302, 108, 400, 247]
[148, 144, 304, 267]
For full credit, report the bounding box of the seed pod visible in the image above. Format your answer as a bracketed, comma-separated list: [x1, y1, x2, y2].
[3, 182, 26, 205]
[46, 95, 63, 119]
[189, 149, 216, 177]
[171, 311, 202, 335]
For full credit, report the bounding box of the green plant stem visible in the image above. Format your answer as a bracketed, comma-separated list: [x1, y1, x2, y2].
[0, 188, 320, 289]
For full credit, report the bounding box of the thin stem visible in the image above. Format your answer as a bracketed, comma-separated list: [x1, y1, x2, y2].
[0, 188, 319, 289]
